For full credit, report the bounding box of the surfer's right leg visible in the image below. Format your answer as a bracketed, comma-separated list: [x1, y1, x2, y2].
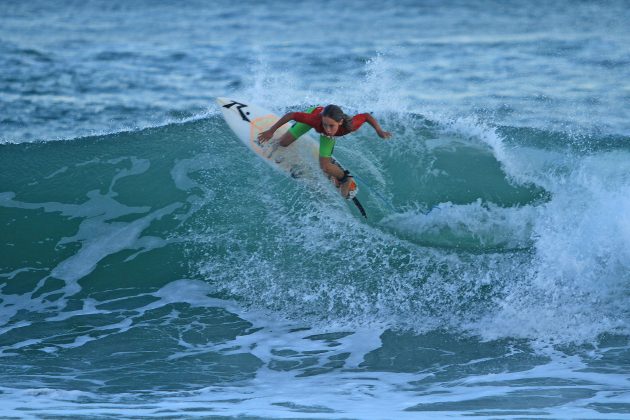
[278, 106, 317, 147]
[278, 130, 297, 147]
[266, 124, 301, 158]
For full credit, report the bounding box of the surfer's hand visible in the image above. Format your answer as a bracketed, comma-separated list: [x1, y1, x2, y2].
[378, 130, 391, 139]
[258, 130, 274, 143]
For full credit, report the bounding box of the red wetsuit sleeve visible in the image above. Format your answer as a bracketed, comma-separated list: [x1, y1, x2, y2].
[350, 113, 370, 131]
[292, 109, 323, 127]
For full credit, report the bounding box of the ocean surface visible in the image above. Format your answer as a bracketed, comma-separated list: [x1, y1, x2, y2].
[1, 0, 629, 418]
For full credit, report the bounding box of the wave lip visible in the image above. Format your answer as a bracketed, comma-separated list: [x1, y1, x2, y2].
[382, 199, 537, 251]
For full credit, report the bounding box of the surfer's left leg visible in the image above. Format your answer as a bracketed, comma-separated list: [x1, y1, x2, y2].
[319, 139, 356, 199]
[318, 136, 341, 175]
[319, 157, 356, 199]
[319, 157, 344, 179]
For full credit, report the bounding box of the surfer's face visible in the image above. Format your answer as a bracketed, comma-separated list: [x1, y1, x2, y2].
[321, 115, 342, 136]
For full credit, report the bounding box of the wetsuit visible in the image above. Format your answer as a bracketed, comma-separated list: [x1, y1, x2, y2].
[287, 107, 370, 158]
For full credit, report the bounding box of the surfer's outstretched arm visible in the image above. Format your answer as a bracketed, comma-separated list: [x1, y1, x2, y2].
[365, 114, 391, 139]
[258, 112, 297, 143]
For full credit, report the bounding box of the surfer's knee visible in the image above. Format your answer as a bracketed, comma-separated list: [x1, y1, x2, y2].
[319, 157, 342, 178]
[279, 131, 296, 147]
[319, 157, 331, 171]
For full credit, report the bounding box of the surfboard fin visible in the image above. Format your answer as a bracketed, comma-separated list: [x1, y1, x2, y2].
[352, 197, 368, 218]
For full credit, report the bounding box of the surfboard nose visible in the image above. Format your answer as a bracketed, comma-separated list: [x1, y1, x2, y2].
[215, 97, 230, 106]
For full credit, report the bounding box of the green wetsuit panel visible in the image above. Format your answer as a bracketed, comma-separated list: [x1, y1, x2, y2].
[287, 106, 336, 158]
[288, 106, 317, 139]
[318, 135, 335, 158]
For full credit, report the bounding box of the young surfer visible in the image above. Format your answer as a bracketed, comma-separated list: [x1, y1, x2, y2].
[258, 105, 391, 197]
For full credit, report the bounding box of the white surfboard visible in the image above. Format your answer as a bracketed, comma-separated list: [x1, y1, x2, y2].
[216, 97, 367, 218]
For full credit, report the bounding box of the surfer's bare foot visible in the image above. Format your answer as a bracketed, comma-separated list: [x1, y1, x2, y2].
[265, 141, 279, 157]
[340, 178, 356, 199]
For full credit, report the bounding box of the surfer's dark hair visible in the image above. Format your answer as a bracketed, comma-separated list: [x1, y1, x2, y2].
[323, 104, 353, 132]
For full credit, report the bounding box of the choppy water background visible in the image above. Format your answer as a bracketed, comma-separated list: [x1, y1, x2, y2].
[1, 0, 629, 418]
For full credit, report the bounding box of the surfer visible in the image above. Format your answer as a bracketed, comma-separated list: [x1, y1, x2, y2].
[258, 105, 391, 197]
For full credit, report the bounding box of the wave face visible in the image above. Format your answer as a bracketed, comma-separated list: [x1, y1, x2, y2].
[1, 0, 629, 417]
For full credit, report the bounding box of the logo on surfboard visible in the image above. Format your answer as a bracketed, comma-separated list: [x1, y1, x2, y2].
[222, 100, 251, 122]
